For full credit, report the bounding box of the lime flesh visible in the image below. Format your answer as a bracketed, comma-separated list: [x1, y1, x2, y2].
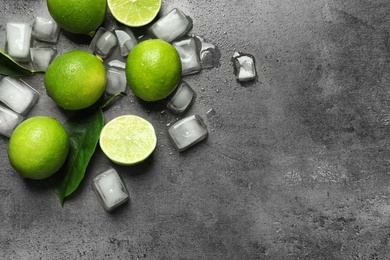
[107, 0, 162, 27]
[99, 115, 157, 165]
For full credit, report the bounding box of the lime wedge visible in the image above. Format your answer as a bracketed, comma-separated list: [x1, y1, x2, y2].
[107, 0, 162, 27]
[99, 115, 157, 165]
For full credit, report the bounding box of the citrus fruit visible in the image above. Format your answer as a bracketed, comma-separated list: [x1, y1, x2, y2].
[8, 116, 69, 180]
[126, 39, 181, 101]
[47, 0, 107, 36]
[99, 115, 157, 165]
[107, 0, 161, 27]
[44, 50, 107, 110]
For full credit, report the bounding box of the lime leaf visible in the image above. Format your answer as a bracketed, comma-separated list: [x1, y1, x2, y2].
[54, 93, 125, 206]
[55, 108, 104, 206]
[0, 49, 43, 76]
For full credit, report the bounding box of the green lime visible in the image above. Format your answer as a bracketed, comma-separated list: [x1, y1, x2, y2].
[107, 0, 161, 27]
[44, 50, 107, 110]
[99, 115, 157, 165]
[126, 39, 181, 101]
[8, 116, 69, 180]
[47, 0, 107, 36]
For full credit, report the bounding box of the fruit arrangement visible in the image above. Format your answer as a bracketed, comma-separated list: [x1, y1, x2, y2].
[0, 0, 219, 210]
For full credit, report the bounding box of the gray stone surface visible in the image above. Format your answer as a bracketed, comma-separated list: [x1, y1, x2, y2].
[1, 0, 390, 259]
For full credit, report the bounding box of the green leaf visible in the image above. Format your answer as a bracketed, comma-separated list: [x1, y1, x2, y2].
[0, 49, 43, 76]
[54, 93, 125, 206]
[55, 108, 104, 206]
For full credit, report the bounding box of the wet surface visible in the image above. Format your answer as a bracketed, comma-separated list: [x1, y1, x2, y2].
[1, 0, 390, 259]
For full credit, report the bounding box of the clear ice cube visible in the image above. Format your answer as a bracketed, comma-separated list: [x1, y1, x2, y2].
[0, 105, 24, 138]
[106, 68, 127, 95]
[32, 17, 60, 43]
[30, 47, 56, 71]
[92, 168, 129, 212]
[108, 59, 126, 69]
[114, 27, 137, 57]
[195, 36, 221, 69]
[167, 81, 196, 115]
[147, 8, 192, 43]
[168, 115, 208, 151]
[0, 77, 39, 115]
[232, 52, 257, 82]
[6, 22, 32, 62]
[172, 37, 201, 76]
[89, 27, 118, 58]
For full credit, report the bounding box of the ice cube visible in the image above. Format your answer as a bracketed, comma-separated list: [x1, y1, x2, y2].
[30, 47, 56, 71]
[0, 77, 39, 115]
[6, 22, 32, 62]
[166, 81, 196, 115]
[89, 27, 118, 58]
[168, 115, 208, 151]
[108, 59, 126, 69]
[114, 27, 137, 57]
[92, 168, 129, 212]
[106, 68, 127, 95]
[32, 17, 60, 43]
[232, 52, 257, 82]
[195, 36, 221, 69]
[147, 8, 192, 43]
[0, 105, 24, 138]
[172, 37, 201, 76]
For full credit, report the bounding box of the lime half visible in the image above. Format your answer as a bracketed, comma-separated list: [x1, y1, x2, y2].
[107, 0, 162, 27]
[99, 115, 157, 165]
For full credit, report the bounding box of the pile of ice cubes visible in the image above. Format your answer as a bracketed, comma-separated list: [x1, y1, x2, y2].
[0, 77, 39, 137]
[0, 17, 61, 137]
[6, 17, 59, 71]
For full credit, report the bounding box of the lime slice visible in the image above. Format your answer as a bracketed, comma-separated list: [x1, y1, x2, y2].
[107, 0, 162, 27]
[99, 115, 157, 165]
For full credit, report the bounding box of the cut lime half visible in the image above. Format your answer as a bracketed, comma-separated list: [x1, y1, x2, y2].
[99, 115, 157, 165]
[107, 0, 162, 27]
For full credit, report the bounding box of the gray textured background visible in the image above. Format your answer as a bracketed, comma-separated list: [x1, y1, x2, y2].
[1, 0, 390, 259]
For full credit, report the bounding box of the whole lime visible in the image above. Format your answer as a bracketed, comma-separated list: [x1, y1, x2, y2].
[47, 0, 106, 36]
[44, 50, 107, 110]
[126, 39, 181, 101]
[8, 116, 69, 180]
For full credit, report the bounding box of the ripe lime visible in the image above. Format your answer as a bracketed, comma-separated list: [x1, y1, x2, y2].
[99, 115, 157, 165]
[126, 39, 181, 101]
[8, 116, 69, 180]
[47, 0, 107, 36]
[44, 50, 107, 110]
[107, 0, 161, 27]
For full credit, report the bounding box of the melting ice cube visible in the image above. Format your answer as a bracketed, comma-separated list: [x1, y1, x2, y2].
[0, 105, 24, 138]
[6, 22, 32, 62]
[166, 81, 196, 115]
[195, 36, 221, 69]
[106, 68, 127, 95]
[32, 17, 60, 43]
[148, 8, 192, 43]
[0, 77, 39, 115]
[232, 52, 257, 82]
[108, 59, 126, 69]
[168, 115, 208, 151]
[89, 27, 118, 58]
[172, 37, 201, 76]
[114, 27, 137, 57]
[30, 47, 56, 71]
[92, 168, 129, 212]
